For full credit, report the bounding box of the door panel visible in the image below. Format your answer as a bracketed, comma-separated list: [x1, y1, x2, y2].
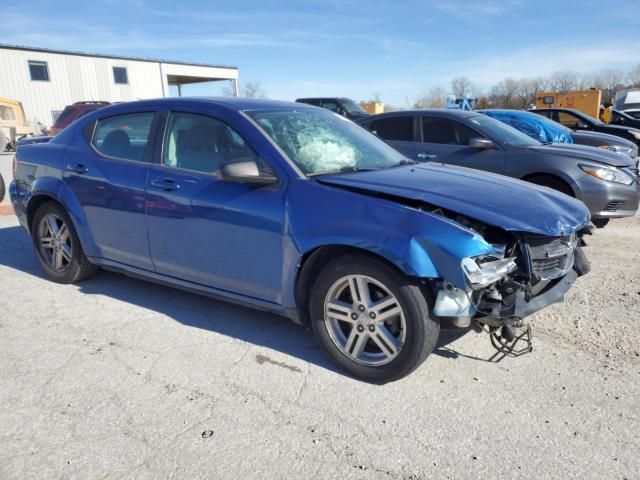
[63, 111, 156, 269]
[419, 116, 505, 174]
[145, 111, 286, 302]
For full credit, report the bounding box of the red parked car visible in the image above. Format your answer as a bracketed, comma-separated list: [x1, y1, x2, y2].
[50, 101, 110, 135]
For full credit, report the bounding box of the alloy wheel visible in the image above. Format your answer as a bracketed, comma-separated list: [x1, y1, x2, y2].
[323, 274, 406, 366]
[38, 214, 73, 272]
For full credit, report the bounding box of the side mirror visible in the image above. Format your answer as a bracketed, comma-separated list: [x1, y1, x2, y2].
[469, 138, 495, 149]
[219, 160, 278, 185]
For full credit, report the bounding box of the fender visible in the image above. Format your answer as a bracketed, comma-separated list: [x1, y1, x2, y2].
[27, 176, 100, 258]
[279, 179, 495, 309]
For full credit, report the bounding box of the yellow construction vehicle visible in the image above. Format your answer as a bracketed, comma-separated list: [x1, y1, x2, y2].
[535, 89, 602, 120]
[0, 97, 38, 151]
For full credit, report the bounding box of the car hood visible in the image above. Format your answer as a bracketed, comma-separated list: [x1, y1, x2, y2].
[527, 143, 635, 167]
[317, 163, 589, 237]
[571, 130, 636, 147]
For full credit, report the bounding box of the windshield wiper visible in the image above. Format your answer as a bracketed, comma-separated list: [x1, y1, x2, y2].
[383, 158, 418, 169]
[308, 166, 379, 177]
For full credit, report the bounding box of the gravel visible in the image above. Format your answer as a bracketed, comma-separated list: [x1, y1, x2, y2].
[0, 212, 638, 479]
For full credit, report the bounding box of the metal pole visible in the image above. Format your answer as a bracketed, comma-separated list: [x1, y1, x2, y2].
[177, 84, 182, 97]
[232, 79, 239, 97]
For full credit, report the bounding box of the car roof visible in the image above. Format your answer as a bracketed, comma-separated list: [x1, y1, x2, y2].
[365, 108, 481, 120]
[296, 97, 350, 101]
[99, 97, 316, 112]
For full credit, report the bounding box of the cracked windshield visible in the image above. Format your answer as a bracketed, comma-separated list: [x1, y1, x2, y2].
[248, 108, 407, 175]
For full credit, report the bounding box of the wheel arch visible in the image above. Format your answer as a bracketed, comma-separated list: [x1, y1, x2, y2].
[26, 179, 99, 257]
[293, 244, 428, 326]
[520, 172, 576, 197]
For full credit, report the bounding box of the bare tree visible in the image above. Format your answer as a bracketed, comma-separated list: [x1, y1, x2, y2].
[548, 70, 578, 92]
[591, 69, 624, 103]
[489, 77, 521, 108]
[222, 80, 267, 98]
[414, 86, 447, 108]
[629, 64, 640, 87]
[450, 77, 474, 97]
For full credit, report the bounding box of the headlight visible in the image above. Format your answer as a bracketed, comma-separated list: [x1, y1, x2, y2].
[461, 256, 517, 290]
[599, 145, 633, 157]
[580, 165, 634, 185]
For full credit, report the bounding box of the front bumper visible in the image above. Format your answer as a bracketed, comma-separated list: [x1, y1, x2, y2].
[575, 174, 640, 219]
[475, 246, 590, 325]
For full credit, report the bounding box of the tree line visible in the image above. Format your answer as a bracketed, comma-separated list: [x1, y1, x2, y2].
[412, 63, 640, 110]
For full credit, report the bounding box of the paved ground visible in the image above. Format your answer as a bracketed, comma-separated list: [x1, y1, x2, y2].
[0, 213, 639, 479]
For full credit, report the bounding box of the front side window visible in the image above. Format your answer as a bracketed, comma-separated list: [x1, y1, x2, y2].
[92, 112, 154, 161]
[557, 112, 582, 128]
[371, 116, 414, 141]
[0, 105, 15, 121]
[320, 101, 339, 112]
[28, 61, 49, 81]
[422, 117, 477, 145]
[247, 108, 407, 175]
[467, 114, 540, 147]
[113, 67, 128, 85]
[163, 112, 266, 175]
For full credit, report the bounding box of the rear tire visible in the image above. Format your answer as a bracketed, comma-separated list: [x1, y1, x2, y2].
[309, 254, 439, 383]
[526, 175, 574, 197]
[31, 201, 98, 283]
[0, 173, 5, 203]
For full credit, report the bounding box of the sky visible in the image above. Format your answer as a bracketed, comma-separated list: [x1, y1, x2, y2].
[2, 0, 639, 106]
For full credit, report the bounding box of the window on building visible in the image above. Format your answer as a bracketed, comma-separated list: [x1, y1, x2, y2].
[28, 61, 50, 81]
[113, 67, 128, 85]
[92, 112, 155, 162]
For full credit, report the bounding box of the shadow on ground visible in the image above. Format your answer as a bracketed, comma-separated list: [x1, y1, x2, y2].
[0, 224, 476, 377]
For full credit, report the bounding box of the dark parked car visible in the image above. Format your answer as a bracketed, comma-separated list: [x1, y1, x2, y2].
[610, 109, 640, 130]
[50, 101, 110, 135]
[358, 109, 639, 228]
[295, 97, 369, 121]
[11, 98, 591, 382]
[481, 109, 638, 159]
[530, 107, 640, 148]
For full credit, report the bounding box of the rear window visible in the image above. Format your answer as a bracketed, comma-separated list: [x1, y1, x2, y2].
[53, 106, 76, 126]
[370, 116, 414, 141]
[92, 112, 154, 162]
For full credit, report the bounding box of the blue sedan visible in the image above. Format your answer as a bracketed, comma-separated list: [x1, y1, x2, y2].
[10, 98, 590, 382]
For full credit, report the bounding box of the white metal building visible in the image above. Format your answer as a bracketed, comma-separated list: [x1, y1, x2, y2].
[0, 44, 239, 127]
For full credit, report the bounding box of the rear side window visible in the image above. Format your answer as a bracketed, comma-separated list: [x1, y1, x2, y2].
[422, 117, 478, 145]
[92, 112, 154, 162]
[370, 116, 414, 141]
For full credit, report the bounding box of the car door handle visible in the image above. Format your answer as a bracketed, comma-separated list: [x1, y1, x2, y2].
[66, 163, 88, 174]
[417, 153, 437, 159]
[150, 178, 180, 191]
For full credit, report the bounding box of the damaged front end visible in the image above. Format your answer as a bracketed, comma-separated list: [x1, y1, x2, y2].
[429, 209, 592, 356]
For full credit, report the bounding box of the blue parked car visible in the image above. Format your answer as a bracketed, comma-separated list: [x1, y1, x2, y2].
[10, 98, 591, 382]
[482, 109, 638, 158]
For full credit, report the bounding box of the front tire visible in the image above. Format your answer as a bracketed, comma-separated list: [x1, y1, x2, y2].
[592, 218, 609, 228]
[31, 201, 98, 283]
[310, 254, 439, 383]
